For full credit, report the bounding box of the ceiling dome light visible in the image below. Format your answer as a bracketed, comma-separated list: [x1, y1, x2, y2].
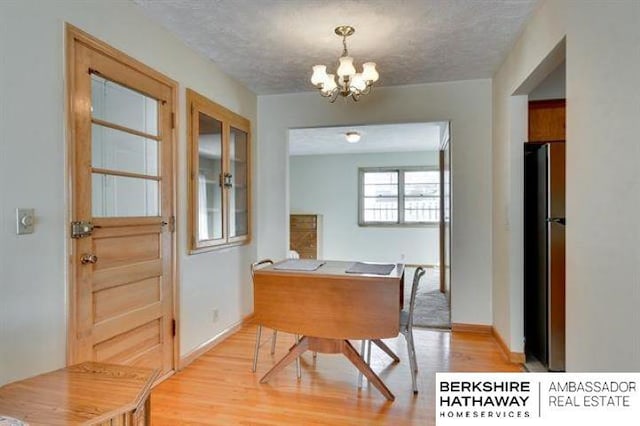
[345, 131, 361, 143]
[310, 26, 379, 103]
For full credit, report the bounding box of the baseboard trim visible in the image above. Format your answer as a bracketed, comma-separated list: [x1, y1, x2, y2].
[178, 313, 254, 370]
[451, 323, 493, 334]
[451, 323, 524, 364]
[492, 327, 526, 364]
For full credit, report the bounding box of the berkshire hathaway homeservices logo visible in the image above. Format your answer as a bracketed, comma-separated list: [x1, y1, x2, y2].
[436, 373, 640, 425]
[437, 376, 534, 420]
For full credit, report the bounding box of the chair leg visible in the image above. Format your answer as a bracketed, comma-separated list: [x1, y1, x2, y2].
[270, 330, 278, 355]
[295, 334, 301, 380]
[252, 325, 262, 373]
[357, 340, 367, 388]
[408, 331, 418, 373]
[405, 330, 418, 394]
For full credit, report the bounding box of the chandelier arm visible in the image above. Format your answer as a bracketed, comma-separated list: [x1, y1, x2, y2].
[351, 92, 360, 102]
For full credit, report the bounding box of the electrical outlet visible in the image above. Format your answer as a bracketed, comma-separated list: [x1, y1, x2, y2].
[212, 308, 219, 323]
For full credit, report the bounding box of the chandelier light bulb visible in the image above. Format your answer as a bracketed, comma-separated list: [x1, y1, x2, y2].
[310, 26, 379, 102]
[311, 65, 328, 86]
[345, 132, 361, 143]
[337, 56, 356, 78]
[322, 74, 337, 94]
[350, 73, 367, 92]
[362, 62, 379, 82]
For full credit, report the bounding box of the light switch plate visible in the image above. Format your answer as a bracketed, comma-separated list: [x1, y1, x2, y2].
[16, 208, 35, 235]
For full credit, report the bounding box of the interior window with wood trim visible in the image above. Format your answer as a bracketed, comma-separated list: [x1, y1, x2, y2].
[358, 167, 439, 226]
[187, 89, 251, 252]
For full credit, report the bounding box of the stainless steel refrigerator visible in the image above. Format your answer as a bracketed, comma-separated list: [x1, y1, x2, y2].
[524, 142, 565, 371]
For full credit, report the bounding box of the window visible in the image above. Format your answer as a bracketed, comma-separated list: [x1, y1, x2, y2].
[358, 167, 439, 226]
[188, 89, 251, 252]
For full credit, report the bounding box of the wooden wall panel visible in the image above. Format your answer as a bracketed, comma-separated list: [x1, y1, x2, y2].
[94, 319, 161, 364]
[528, 99, 566, 142]
[94, 277, 161, 323]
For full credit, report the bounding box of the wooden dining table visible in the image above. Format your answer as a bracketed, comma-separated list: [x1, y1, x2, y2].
[253, 260, 404, 401]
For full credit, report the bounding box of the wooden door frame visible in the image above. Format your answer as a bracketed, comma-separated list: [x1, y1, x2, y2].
[65, 24, 180, 375]
[439, 125, 451, 305]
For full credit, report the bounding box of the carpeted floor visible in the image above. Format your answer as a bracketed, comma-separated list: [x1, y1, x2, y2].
[404, 267, 451, 329]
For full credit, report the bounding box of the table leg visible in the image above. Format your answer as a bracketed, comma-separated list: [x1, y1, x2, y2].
[260, 336, 395, 401]
[372, 339, 400, 362]
[260, 336, 309, 384]
[341, 340, 395, 401]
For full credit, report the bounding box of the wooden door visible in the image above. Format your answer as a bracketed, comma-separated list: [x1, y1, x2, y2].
[67, 26, 176, 377]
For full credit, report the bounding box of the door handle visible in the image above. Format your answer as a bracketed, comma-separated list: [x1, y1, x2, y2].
[80, 253, 98, 265]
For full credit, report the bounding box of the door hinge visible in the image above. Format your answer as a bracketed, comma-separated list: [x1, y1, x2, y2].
[171, 112, 175, 129]
[171, 319, 177, 337]
[71, 221, 94, 239]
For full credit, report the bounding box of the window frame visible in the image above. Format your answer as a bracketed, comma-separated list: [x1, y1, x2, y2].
[187, 89, 252, 253]
[358, 166, 439, 227]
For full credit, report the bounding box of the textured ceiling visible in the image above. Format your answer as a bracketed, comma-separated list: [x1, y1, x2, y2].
[132, 0, 538, 95]
[289, 122, 446, 156]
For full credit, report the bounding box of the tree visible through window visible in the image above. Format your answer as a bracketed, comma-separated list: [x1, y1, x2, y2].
[359, 167, 439, 225]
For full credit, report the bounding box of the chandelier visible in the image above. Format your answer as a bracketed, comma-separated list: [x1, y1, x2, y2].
[310, 26, 379, 102]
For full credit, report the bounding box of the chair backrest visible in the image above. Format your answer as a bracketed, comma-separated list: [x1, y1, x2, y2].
[407, 266, 426, 329]
[287, 250, 300, 259]
[250, 259, 274, 281]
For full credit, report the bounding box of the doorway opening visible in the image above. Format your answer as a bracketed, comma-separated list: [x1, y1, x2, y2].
[522, 59, 566, 372]
[287, 121, 451, 329]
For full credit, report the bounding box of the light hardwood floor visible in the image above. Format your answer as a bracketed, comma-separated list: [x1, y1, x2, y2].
[151, 324, 522, 425]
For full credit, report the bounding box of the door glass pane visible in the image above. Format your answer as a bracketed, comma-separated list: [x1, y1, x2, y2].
[92, 173, 158, 217]
[197, 112, 224, 241]
[92, 124, 158, 176]
[229, 126, 248, 238]
[91, 74, 158, 136]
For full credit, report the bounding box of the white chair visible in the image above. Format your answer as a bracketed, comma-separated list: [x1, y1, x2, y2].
[359, 266, 426, 394]
[287, 249, 300, 259]
[251, 259, 301, 379]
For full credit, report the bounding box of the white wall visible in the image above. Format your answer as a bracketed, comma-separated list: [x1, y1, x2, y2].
[0, 0, 257, 385]
[258, 79, 493, 326]
[529, 61, 566, 101]
[289, 151, 440, 265]
[493, 0, 640, 370]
